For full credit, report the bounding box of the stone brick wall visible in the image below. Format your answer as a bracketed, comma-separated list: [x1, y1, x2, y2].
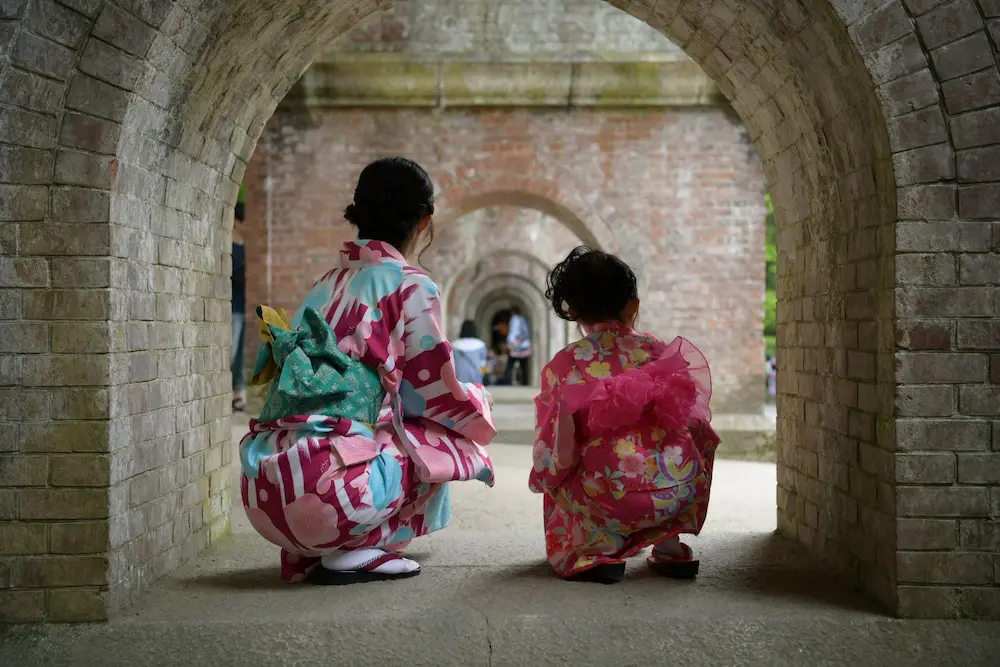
[329, 0, 685, 60]
[1, 0, 997, 623]
[242, 106, 768, 414]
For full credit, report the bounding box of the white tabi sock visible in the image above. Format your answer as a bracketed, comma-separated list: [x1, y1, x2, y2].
[321, 547, 420, 574]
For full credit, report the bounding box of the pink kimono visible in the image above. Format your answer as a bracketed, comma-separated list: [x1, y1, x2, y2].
[240, 241, 497, 582]
[529, 322, 720, 578]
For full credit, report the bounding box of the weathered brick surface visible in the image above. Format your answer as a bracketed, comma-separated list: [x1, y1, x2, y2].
[0, 0, 997, 622]
[246, 105, 767, 412]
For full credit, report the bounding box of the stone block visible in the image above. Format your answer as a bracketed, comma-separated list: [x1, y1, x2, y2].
[21, 420, 111, 453]
[65, 73, 131, 121]
[50, 258, 113, 289]
[79, 37, 145, 91]
[59, 112, 123, 155]
[0, 355, 22, 386]
[50, 387, 110, 420]
[864, 33, 927, 84]
[958, 452, 1000, 483]
[898, 222, 992, 252]
[58, 0, 103, 17]
[897, 485, 990, 516]
[895, 253, 956, 285]
[46, 587, 108, 622]
[942, 69, 1000, 114]
[20, 222, 112, 256]
[0, 66, 65, 115]
[22, 354, 110, 387]
[897, 352, 989, 383]
[886, 106, 949, 151]
[916, 0, 983, 49]
[0, 144, 54, 184]
[0, 522, 48, 554]
[951, 107, 1000, 149]
[981, 0, 1000, 16]
[0, 0, 28, 19]
[50, 453, 111, 487]
[0, 388, 49, 421]
[961, 588, 1000, 619]
[0, 322, 50, 353]
[930, 31, 994, 80]
[16, 555, 109, 587]
[23, 289, 110, 320]
[19, 488, 109, 520]
[897, 518, 959, 549]
[897, 286, 993, 317]
[957, 320, 1000, 347]
[960, 385, 1000, 416]
[10, 30, 75, 81]
[54, 149, 113, 188]
[958, 145, 1000, 183]
[897, 418, 990, 451]
[0, 104, 57, 150]
[904, 0, 951, 13]
[877, 69, 939, 118]
[897, 384, 956, 417]
[898, 551, 993, 584]
[49, 520, 110, 554]
[25, 0, 90, 48]
[958, 183, 1000, 220]
[0, 185, 48, 222]
[50, 186, 111, 223]
[850, 1, 912, 52]
[959, 254, 1000, 285]
[0, 590, 46, 622]
[94, 2, 158, 57]
[0, 453, 48, 486]
[892, 143, 955, 185]
[895, 452, 957, 483]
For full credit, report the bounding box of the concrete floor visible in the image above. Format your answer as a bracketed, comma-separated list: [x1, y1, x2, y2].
[3, 436, 1000, 666]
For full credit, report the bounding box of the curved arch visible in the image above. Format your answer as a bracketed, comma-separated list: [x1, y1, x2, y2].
[434, 180, 616, 252]
[443, 248, 554, 337]
[6, 0, 993, 617]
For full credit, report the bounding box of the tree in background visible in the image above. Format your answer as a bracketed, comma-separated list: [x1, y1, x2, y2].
[764, 193, 776, 360]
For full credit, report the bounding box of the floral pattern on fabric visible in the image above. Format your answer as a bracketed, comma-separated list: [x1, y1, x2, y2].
[239, 241, 497, 582]
[529, 322, 720, 578]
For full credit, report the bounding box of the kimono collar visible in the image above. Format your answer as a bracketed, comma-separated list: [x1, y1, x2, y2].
[340, 240, 408, 268]
[582, 320, 633, 337]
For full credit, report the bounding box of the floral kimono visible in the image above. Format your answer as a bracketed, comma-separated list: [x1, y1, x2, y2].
[240, 240, 497, 582]
[529, 322, 720, 578]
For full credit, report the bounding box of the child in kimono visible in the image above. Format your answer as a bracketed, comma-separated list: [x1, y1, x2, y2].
[529, 246, 720, 584]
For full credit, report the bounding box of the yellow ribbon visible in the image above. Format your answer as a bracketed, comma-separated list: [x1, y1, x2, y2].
[250, 304, 293, 386]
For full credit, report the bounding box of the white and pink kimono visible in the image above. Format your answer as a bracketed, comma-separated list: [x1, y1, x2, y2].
[239, 240, 497, 582]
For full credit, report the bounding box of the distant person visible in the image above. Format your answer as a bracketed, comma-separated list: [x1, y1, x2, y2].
[453, 320, 489, 384]
[505, 305, 532, 385]
[766, 356, 777, 397]
[232, 201, 247, 413]
[530, 246, 720, 584]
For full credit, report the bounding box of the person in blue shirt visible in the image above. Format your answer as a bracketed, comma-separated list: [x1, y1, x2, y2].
[453, 320, 489, 385]
[505, 305, 532, 386]
[232, 201, 247, 412]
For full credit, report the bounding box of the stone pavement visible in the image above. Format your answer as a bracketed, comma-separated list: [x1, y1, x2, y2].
[2, 438, 999, 666]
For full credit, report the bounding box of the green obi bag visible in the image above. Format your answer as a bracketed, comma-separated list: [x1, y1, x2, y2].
[250, 305, 385, 425]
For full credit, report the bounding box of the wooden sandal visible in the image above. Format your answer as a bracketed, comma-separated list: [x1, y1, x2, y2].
[311, 552, 421, 585]
[647, 542, 699, 579]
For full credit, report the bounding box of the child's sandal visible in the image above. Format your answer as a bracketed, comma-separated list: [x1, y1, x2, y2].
[647, 543, 700, 579]
[565, 561, 626, 585]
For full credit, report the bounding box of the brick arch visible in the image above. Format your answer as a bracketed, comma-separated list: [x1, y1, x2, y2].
[1, 0, 997, 621]
[434, 177, 619, 253]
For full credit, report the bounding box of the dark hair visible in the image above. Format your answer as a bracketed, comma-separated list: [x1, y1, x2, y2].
[509, 305, 522, 316]
[459, 320, 478, 339]
[234, 202, 245, 223]
[545, 246, 638, 324]
[344, 157, 435, 254]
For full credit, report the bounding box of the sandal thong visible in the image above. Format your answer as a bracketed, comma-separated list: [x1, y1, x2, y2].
[647, 543, 700, 579]
[311, 552, 421, 586]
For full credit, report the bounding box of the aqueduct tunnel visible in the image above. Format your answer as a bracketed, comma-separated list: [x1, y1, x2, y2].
[0, 0, 998, 622]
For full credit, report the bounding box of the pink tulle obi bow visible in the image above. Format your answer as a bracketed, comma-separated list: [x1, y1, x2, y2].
[558, 339, 713, 435]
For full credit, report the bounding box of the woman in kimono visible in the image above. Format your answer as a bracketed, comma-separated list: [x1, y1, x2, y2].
[240, 157, 497, 585]
[529, 247, 720, 584]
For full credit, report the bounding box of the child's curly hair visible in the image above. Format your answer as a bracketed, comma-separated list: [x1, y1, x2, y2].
[545, 246, 639, 324]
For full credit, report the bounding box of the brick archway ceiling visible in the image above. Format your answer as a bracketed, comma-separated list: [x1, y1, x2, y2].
[3, 0, 998, 620]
